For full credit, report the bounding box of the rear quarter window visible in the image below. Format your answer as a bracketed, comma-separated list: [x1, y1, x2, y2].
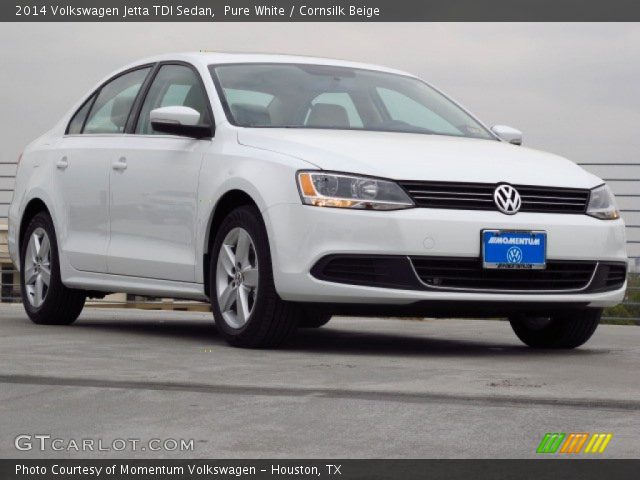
[66, 95, 95, 134]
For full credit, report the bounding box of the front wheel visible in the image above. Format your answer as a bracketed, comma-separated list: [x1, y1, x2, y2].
[298, 308, 332, 328]
[509, 308, 602, 349]
[209, 205, 300, 348]
[20, 212, 86, 325]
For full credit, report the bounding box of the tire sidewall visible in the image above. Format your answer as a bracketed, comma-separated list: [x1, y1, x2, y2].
[510, 309, 602, 349]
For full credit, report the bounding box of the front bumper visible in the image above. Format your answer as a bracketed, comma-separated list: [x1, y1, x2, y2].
[263, 204, 628, 308]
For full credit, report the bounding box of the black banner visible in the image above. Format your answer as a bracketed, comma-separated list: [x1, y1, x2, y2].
[2, 460, 640, 480]
[5, 0, 640, 22]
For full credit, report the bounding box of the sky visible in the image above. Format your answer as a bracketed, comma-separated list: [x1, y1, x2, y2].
[1, 23, 639, 165]
[0, 22, 638, 254]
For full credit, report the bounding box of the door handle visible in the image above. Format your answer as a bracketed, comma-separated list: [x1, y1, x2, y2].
[56, 157, 69, 170]
[112, 157, 127, 171]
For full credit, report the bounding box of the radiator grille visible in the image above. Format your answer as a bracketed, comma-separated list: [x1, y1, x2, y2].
[398, 181, 590, 214]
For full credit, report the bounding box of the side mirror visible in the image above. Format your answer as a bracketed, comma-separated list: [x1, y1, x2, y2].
[150, 106, 212, 139]
[491, 125, 523, 145]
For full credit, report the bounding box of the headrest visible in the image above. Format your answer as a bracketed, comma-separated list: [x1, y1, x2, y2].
[307, 103, 349, 128]
[230, 103, 271, 126]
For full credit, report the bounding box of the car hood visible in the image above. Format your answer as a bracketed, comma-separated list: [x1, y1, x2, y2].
[237, 129, 601, 189]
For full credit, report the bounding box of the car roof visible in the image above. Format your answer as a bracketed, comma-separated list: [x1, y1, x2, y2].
[119, 51, 414, 77]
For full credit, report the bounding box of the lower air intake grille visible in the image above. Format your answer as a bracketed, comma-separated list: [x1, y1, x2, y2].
[603, 263, 627, 289]
[311, 255, 626, 293]
[318, 256, 387, 285]
[311, 255, 420, 289]
[410, 257, 596, 291]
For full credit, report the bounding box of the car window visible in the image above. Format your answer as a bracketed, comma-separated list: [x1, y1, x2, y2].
[160, 84, 191, 106]
[83, 67, 150, 134]
[219, 88, 275, 127]
[305, 92, 363, 128]
[67, 95, 95, 134]
[211, 64, 493, 139]
[224, 88, 274, 108]
[136, 65, 210, 135]
[376, 87, 463, 136]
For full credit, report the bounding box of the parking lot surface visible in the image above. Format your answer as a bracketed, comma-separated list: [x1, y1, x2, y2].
[0, 304, 638, 458]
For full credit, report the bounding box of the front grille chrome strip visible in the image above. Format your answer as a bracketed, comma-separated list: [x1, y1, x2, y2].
[408, 258, 599, 294]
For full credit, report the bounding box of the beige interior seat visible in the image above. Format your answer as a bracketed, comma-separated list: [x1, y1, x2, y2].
[307, 103, 349, 128]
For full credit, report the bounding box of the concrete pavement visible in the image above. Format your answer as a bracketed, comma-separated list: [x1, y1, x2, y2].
[0, 303, 638, 458]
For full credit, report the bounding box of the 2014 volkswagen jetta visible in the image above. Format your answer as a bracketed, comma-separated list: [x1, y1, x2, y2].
[8, 52, 628, 348]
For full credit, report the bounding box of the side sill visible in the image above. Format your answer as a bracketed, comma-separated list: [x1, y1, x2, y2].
[63, 272, 208, 301]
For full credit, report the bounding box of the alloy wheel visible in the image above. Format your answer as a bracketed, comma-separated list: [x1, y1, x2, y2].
[24, 227, 52, 308]
[215, 227, 259, 329]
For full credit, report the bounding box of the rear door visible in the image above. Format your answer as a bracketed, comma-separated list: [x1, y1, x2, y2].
[106, 63, 212, 282]
[52, 66, 151, 272]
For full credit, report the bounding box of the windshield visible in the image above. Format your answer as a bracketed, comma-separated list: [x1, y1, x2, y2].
[210, 63, 494, 140]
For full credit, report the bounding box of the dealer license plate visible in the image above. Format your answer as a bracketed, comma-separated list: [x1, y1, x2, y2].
[482, 230, 546, 269]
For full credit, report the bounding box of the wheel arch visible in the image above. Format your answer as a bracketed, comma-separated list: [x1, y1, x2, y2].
[203, 189, 261, 298]
[19, 198, 52, 254]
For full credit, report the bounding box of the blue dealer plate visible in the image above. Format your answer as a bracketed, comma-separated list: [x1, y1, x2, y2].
[482, 230, 547, 269]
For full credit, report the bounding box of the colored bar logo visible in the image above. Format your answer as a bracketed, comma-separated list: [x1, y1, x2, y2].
[537, 433, 612, 454]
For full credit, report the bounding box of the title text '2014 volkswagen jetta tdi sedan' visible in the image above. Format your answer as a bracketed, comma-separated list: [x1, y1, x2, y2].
[8, 53, 627, 348]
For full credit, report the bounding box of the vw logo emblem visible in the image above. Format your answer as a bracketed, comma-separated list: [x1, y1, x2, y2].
[494, 184, 521, 215]
[507, 246, 523, 264]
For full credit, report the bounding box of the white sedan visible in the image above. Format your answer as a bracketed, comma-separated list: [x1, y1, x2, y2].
[8, 52, 627, 348]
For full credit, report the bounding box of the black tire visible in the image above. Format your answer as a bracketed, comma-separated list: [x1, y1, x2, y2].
[509, 308, 602, 349]
[20, 212, 86, 325]
[298, 308, 332, 328]
[209, 205, 300, 348]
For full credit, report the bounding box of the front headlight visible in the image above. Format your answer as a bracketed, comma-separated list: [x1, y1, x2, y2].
[586, 184, 620, 220]
[297, 171, 414, 210]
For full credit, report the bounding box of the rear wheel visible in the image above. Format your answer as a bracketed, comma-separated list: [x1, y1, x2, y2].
[209, 205, 300, 348]
[20, 212, 86, 325]
[509, 308, 602, 349]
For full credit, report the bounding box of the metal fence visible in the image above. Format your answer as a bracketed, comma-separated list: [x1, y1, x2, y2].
[0, 161, 639, 323]
[0, 161, 14, 221]
[0, 161, 17, 303]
